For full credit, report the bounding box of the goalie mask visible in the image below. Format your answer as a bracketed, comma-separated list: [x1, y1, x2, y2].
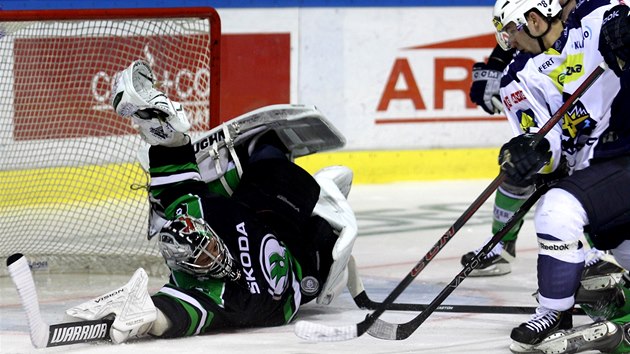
[158, 215, 239, 281]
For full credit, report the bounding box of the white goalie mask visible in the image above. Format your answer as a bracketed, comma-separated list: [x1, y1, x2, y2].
[111, 60, 190, 132]
[158, 215, 239, 281]
[492, 0, 562, 50]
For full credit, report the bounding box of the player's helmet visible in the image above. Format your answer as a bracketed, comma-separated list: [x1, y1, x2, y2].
[492, 0, 563, 50]
[158, 215, 239, 280]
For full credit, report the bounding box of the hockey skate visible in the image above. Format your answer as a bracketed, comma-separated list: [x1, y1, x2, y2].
[582, 248, 625, 280]
[65, 268, 158, 344]
[510, 307, 573, 353]
[461, 239, 516, 276]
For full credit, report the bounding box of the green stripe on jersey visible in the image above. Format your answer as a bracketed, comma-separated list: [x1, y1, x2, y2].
[171, 270, 226, 307]
[164, 194, 204, 219]
[283, 293, 297, 323]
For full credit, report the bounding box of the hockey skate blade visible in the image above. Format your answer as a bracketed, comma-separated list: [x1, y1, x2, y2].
[509, 341, 545, 354]
[469, 263, 511, 277]
[531, 321, 619, 354]
[294, 320, 357, 341]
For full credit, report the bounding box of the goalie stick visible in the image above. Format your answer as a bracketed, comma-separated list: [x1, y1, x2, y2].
[294, 63, 606, 342]
[345, 256, 587, 316]
[6, 253, 114, 348]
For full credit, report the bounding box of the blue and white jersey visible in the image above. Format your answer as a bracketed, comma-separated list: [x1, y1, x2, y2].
[499, 0, 630, 174]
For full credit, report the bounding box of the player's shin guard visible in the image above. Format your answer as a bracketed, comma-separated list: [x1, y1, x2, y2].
[462, 184, 530, 276]
[492, 183, 531, 243]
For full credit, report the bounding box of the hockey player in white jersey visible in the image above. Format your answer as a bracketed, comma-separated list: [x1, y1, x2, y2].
[489, 0, 630, 352]
[463, 0, 578, 277]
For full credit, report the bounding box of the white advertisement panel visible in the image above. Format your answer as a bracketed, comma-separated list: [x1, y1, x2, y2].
[220, 7, 513, 150]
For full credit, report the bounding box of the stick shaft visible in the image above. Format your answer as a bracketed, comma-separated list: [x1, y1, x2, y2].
[373, 183, 548, 340]
[6, 253, 113, 348]
[351, 290, 586, 315]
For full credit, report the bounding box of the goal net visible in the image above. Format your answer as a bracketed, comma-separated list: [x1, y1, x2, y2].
[0, 8, 221, 276]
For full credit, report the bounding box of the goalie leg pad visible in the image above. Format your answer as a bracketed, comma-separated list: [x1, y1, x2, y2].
[65, 268, 158, 344]
[312, 166, 358, 305]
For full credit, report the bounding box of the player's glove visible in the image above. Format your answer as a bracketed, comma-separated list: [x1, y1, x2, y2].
[599, 5, 630, 76]
[498, 133, 551, 185]
[112, 60, 190, 146]
[469, 60, 503, 114]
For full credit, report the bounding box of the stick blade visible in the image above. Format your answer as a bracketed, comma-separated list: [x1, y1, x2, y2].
[366, 319, 399, 340]
[294, 320, 358, 342]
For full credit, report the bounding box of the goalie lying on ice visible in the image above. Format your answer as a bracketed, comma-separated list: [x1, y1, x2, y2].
[66, 60, 358, 344]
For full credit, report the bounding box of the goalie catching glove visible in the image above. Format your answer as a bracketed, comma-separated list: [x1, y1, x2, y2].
[499, 133, 552, 185]
[111, 60, 190, 146]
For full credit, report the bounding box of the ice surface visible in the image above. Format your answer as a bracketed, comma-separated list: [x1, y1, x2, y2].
[0, 180, 598, 353]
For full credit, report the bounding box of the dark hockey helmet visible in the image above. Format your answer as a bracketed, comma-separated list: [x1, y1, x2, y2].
[158, 214, 238, 280]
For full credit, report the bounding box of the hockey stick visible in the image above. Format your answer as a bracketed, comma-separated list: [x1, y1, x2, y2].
[366, 182, 549, 340]
[6, 253, 114, 348]
[346, 256, 587, 316]
[295, 183, 548, 341]
[294, 63, 606, 342]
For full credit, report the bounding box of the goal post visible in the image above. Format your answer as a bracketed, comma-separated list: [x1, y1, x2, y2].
[0, 7, 221, 276]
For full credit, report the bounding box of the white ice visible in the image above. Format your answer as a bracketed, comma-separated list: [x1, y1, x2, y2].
[0, 180, 598, 353]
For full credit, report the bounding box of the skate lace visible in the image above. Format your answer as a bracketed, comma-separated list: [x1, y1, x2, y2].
[584, 248, 605, 268]
[524, 309, 559, 333]
[474, 241, 504, 259]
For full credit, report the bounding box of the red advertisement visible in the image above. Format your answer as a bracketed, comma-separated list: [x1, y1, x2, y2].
[12, 33, 290, 140]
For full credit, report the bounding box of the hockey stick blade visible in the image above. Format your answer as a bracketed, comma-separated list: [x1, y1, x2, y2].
[294, 320, 358, 342]
[6, 253, 114, 348]
[295, 63, 606, 342]
[344, 255, 588, 315]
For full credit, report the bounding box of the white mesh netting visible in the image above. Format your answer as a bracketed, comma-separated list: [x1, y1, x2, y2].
[0, 9, 219, 276]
